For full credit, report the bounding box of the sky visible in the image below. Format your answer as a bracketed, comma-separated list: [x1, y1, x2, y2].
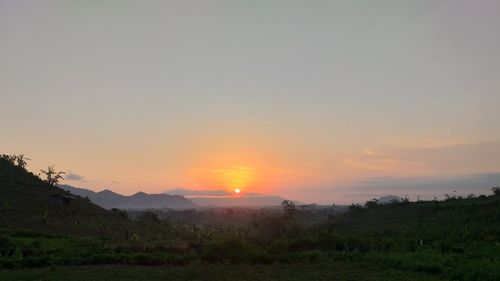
[1, 0, 500, 204]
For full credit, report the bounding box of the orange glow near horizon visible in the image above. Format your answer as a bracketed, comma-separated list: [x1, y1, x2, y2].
[213, 166, 256, 192]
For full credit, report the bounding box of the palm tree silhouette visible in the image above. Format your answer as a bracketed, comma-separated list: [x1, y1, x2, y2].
[40, 165, 65, 186]
[15, 154, 30, 169]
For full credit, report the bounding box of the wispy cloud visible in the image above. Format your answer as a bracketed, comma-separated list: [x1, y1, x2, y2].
[65, 172, 86, 182]
[345, 140, 500, 176]
[345, 148, 425, 173]
[345, 173, 500, 196]
[362, 148, 377, 157]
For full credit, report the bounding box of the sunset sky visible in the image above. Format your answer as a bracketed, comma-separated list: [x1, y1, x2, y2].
[1, 1, 500, 204]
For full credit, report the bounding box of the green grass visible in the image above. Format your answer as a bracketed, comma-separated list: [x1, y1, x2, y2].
[0, 262, 444, 281]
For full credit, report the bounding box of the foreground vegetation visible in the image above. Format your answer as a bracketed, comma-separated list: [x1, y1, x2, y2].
[0, 263, 444, 281]
[1, 155, 499, 280]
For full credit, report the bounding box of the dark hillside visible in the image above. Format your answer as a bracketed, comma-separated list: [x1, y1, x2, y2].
[0, 158, 130, 239]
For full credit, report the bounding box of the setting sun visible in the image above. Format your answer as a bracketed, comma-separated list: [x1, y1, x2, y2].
[212, 166, 256, 192]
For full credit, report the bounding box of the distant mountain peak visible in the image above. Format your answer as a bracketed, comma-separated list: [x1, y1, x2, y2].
[132, 191, 148, 196]
[98, 189, 119, 194]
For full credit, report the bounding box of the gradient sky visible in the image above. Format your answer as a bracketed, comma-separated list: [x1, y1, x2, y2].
[1, 0, 500, 204]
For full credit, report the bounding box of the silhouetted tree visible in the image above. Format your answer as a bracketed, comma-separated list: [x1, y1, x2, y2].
[325, 203, 337, 232]
[348, 203, 362, 213]
[1, 154, 16, 165]
[39, 208, 48, 225]
[40, 165, 65, 186]
[365, 198, 379, 208]
[96, 219, 110, 240]
[137, 211, 160, 225]
[328, 203, 336, 219]
[281, 200, 296, 217]
[491, 187, 500, 196]
[15, 154, 30, 169]
[111, 208, 129, 219]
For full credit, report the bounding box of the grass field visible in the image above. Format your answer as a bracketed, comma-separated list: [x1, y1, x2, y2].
[0, 262, 444, 281]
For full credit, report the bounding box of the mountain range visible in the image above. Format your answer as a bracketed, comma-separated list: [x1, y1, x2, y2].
[60, 185, 300, 209]
[59, 185, 196, 209]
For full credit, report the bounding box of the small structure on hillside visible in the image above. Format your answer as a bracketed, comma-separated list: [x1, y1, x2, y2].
[51, 194, 75, 207]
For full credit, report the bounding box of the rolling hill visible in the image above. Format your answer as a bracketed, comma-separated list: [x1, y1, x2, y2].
[0, 157, 130, 238]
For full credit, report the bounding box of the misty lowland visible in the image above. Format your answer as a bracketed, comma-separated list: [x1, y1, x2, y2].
[0, 154, 499, 281]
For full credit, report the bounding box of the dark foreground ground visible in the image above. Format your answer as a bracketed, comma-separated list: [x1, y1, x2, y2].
[0, 262, 443, 281]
